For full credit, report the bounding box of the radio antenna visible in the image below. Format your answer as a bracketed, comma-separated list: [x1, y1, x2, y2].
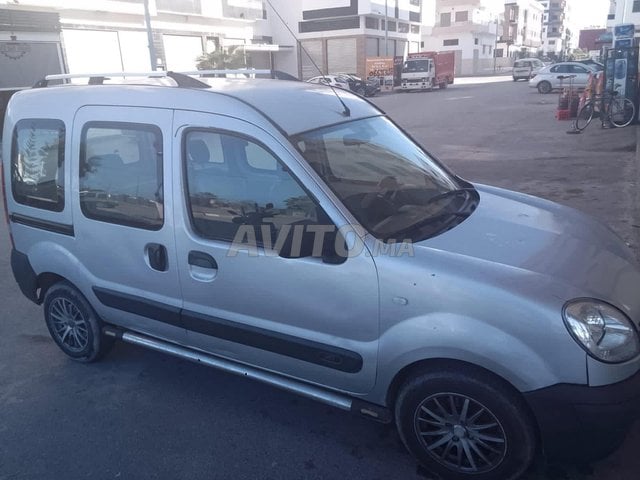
[265, 0, 350, 117]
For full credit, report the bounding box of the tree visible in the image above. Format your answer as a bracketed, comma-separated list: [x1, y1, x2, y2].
[196, 45, 250, 70]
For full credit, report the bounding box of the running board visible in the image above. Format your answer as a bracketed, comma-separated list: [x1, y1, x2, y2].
[104, 327, 356, 412]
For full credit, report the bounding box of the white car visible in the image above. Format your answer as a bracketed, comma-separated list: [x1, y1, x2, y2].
[529, 62, 598, 93]
[306, 74, 350, 90]
[513, 58, 544, 81]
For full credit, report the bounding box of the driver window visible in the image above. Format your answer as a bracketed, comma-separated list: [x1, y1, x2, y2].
[184, 130, 321, 246]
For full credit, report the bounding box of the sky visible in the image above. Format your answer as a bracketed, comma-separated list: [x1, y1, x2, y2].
[571, 0, 610, 29]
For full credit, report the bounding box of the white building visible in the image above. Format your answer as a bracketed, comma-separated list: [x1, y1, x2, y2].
[539, 0, 577, 59]
[265, 1, 424, 80]
[0, 0, 275, 73]
[607, 0, 640, 36]
[0, 1, 424, 81]
[422, 0, 503, 75]
[499, 0, 544, 57]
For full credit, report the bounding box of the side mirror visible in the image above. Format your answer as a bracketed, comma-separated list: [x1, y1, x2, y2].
[277, 223, 347, 264]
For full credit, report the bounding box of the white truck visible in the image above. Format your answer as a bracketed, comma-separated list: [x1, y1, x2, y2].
[400, 51, 455, 91]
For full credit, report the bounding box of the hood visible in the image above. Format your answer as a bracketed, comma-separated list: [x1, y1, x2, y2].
[418, 184, 640, 311]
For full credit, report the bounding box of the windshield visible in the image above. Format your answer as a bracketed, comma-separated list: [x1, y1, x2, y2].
[293, 116, 477, 242]
[403, 59, 430, 73]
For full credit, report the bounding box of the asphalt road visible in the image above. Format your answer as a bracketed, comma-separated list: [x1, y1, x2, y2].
[1, 78, 639, 480]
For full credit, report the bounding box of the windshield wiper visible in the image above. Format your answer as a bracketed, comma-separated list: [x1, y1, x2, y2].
[425, 187, 476, 205]
[384, 211, 472, 242]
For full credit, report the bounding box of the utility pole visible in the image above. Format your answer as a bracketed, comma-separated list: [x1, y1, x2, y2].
[384, 0, 389, 57]
[493, 17, 499, 73]
[143, 0, 157, 70]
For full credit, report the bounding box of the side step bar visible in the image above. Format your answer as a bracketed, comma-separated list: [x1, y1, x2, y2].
[105, 327, 359, 411]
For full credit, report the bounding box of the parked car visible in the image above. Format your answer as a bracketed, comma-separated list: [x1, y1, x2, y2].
[306, 74, 350, 90]
[336, 72, 379, 96]
[4, 71, 640, 480]
[512, 58, 544, 81]
[529, 62, 598, 93]
[577, 59, 605, 71]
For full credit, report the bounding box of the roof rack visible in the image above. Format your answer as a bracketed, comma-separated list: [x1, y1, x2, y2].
[33, 69, 299, 89]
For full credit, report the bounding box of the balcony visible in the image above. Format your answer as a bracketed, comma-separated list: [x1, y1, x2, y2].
[433, 20, 496, 36]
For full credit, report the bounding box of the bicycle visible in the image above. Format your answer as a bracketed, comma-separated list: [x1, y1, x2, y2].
[574, 88, 636, 131]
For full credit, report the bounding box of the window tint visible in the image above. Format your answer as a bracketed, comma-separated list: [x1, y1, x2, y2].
[79, 122, 163, 230]
[185, 130, 321, 245]
[551, 64, 571, 73]
[570, 65, 588, 74]
[11, 119, 65, 212]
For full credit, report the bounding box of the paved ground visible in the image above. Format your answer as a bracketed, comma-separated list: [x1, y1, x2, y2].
[0, 78, 638, 480]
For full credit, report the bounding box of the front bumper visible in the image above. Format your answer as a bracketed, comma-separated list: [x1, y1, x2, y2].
[524, 367, 640, 462]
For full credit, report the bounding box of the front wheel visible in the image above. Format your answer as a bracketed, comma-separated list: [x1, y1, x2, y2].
[609, 97, 636, 127]
[537, 81, 552, 94]
[395, 366, 536, 480]
[575, 102, 595, 131]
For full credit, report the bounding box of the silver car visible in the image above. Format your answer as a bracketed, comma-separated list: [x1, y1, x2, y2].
[3, 72, 640, 480]
[529, 61, 597, 93]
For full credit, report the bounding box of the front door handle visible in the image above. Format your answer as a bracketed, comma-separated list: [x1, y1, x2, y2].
[188, 251, 218, 269]
[188, 251, 218, 282]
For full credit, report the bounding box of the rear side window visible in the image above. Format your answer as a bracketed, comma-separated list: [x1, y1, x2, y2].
[11, 119, 65, 212]
[79, 122, 163, 230]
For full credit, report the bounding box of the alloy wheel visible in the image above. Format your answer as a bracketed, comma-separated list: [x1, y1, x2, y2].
[414, 392, 507, 474]
[49, 297, 90, 352]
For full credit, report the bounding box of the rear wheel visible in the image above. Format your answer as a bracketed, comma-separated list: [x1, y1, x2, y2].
[395, 366, 536, 480]
[537, 81, 552, 94]
[575, 102, 595, 131]
[44, 281, 114, 362]
[610, 97, 636, 127]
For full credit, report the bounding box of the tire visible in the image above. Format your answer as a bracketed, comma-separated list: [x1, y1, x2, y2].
[537, 81, 552, 94]
[395, 366, 536, 480]
[43, 281, 114, 362]
[575, 102, 595, 131]
[610, 97, 636, 128]
[439, 82, 447, 89]
[512, 77, 518, 82]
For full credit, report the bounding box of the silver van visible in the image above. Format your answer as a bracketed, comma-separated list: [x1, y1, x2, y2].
[3, 72, 640, 480]
[513, 58, 544, 81]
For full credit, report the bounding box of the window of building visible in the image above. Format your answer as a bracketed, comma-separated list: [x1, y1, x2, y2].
[455, 11, 468, 22]
[184, 130, 320, 247]
[156, 0, 201, 14]
[387, 21, 397, 32]
[410, 0, 420, 5]
[409, 11, 421, 22]
[79, 122, 164, 230]
[634, 0, 640, 12]
[365, 17, 378, 29]
[474, 38, 479, 45]
[548, 40, 556, 45]
[443, 39, 459, 46]
[440, 12, 451, 27]
[399, 22, 409, 33]
[411, 24, 420, 34]
[12, 119, 65, 212]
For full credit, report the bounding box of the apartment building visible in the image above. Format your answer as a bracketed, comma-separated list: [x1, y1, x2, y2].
[499, 0, 544, 57]
[264, 1, 424, 81]
[422, 0, 503, 75]
[607, 0, 640, 37]
[0, 1, 425, 81]
[539, 0, 575, 59]
[0, 0, 276, 73]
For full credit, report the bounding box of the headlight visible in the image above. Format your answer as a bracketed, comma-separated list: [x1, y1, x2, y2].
[563, 299, 640, 363]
